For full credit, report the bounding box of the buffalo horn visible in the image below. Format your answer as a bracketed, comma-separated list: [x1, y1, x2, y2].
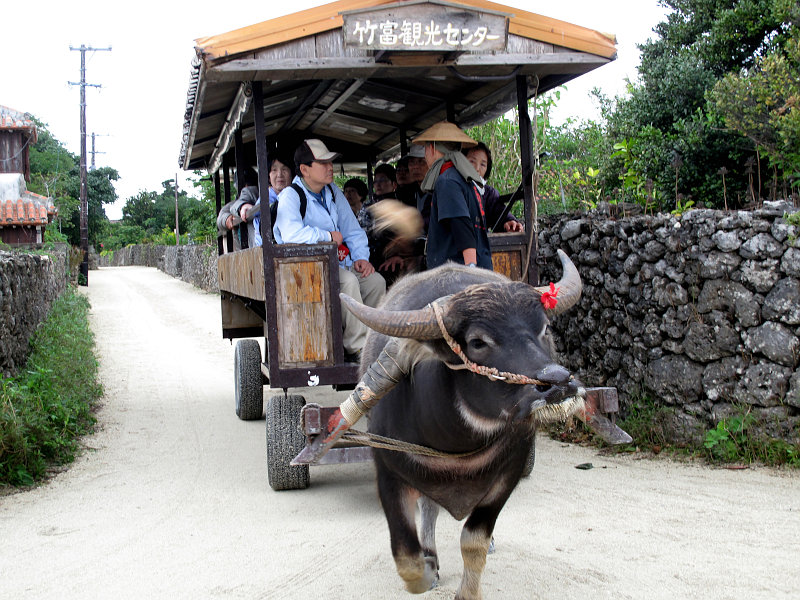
[339, 294, 449, 340]
[533, 249, 582, 316]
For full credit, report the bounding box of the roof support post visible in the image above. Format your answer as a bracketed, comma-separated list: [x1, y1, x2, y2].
[213, 171, 225, 256]
[446, 102, 455, 123]
[223, 153, 240, 250]
[399, 127, 408, 157]
[234, 128, 246, 192]
[516, 74, 538, 286]
[252, 80, 273, 245]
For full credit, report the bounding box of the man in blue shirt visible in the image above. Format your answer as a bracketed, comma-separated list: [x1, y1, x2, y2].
[274, 139, 386, 361]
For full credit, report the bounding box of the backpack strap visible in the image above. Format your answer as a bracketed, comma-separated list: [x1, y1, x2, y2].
[290, 183, 308, 219]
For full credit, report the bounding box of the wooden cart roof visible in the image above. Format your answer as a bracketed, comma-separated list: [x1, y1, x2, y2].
[180, 0, 616, 172]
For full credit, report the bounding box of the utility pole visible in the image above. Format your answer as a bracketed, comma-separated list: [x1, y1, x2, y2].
[90, 132, 108, 170]
[69, 44, 111, 286]
[174, 174, 180, 246]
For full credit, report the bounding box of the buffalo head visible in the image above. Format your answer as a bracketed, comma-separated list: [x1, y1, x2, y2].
[340, 250, 584, 428]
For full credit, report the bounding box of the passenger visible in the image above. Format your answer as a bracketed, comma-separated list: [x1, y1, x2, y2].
[273, 139, 386, 362]
[343, 177, 368, 217]
[354, 166, 390, 252]
[465, 142, 524, 233]
[395, 155, 411, 187]
[394, 146, 425, 208]
[218, 168, 258, 248]
[363, 163, 412, 284]
[413, 121, 492, 270]
[235, 155, 293, 247]
[372, 163, 398, 201]
[216, 197, 242, 251]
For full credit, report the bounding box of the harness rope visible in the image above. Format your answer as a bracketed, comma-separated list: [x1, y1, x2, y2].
[341, 429, 487, 458]
[431, 301, 547, 385]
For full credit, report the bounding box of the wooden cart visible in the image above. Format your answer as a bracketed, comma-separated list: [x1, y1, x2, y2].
[179, 0, 620, 489]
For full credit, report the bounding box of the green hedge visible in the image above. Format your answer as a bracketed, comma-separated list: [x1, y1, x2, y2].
[0, 289, 102, 486]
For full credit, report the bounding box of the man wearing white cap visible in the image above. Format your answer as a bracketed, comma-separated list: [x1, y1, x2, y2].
[413, 121, 493, 270]
[273, 139, 386, 362]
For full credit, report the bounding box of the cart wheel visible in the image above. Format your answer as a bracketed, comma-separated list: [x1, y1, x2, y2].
[522, 436, 536, 478]
[234, 339, 263, 420]
[266, 394, 310, 491]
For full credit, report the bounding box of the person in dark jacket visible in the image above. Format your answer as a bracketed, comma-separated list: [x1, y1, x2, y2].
[413, 121, 492, 271]
[464, 142, 524, 233]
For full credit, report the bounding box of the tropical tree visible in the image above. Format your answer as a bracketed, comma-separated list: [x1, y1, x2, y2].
[61, 166, 119, 248]
[604, 0, 798, 208]
[709, 28, 800, 198]
[115, 176, 216, 247]
[27, 118, 118, 247]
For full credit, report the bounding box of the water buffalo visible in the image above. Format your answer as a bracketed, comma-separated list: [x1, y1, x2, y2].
[341, 250, 583, 600]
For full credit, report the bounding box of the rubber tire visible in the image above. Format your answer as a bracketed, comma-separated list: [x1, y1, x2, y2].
[521, 435, 536, 478]
[234, 339, 263, 421]
[265, 394, 310, 491]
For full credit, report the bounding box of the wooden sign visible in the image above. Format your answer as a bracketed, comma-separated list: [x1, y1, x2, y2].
[343, 3, 508, 52]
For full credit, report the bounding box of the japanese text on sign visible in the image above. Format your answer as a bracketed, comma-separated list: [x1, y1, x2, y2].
[342, 9, 507, 52]
[351, 19, 501, 48]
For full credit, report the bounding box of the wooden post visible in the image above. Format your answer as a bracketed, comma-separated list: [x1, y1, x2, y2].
[399, 127, 408, 157]
[366, 158, 374, 198]
[174, 173, 180, 245]
[69, 44, 110, 285]
[79, 47, 89, 284]
[223, 154, 235, 250]
[214, 171, 224, 256]
[516, 75, 538, 286]
[252, 81, 272, 245]
[234, 128, 246, 192]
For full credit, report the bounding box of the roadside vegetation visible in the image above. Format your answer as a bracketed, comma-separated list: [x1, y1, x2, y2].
[0, 288, 102, 488]
[549, 395, 800, 468]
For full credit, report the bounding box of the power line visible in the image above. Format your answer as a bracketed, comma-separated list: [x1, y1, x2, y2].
[69, 44, 111, 286]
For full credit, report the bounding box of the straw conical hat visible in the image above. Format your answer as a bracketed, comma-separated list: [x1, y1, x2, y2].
[412, 121, 477, 148]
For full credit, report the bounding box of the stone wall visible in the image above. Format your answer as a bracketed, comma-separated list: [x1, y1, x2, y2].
[537, 202, 800, 444]
[108, 244, 219, 293]
[102, 205, 800, 444]
[0, 245, 69, 377]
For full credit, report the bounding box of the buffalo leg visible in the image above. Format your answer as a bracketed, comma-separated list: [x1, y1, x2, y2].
[419, 495, 440, 573]
[377, 471, 438, 594]
[456, 502, 508, 600]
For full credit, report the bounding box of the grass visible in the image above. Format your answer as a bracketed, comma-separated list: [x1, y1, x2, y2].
[548, 394, 800, 468]
[0, 288, 103, 487]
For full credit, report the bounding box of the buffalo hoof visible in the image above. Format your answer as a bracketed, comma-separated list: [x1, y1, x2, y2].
[398, 555, 439, 594]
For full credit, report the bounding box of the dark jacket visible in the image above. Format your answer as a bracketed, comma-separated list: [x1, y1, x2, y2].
[426, 164, 492, 270]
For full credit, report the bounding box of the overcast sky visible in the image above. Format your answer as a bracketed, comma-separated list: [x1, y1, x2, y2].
[2, 0, 669, 219]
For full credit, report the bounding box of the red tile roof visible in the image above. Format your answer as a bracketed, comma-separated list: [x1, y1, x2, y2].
[0, 195, 54, 226]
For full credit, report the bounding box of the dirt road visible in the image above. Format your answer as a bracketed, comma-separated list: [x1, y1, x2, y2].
[1, 266, 797, 600]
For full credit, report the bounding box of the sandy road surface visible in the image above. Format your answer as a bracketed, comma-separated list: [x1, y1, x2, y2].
[1, 266, 798, 600]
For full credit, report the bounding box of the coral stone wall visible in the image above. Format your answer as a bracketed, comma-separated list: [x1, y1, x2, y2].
[0, 246, 68, 377]
[109, 244, 219, 293]
[538, 202, 800, 443]
[101, 204, 800, 445]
